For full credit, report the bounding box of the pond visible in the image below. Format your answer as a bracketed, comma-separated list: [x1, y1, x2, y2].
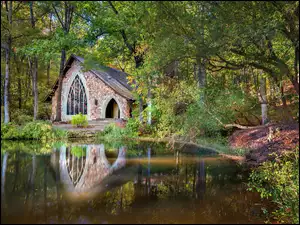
[1, 140, 270, 224]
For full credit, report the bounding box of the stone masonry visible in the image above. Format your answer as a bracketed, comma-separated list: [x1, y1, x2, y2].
[51, 59, 131, 121]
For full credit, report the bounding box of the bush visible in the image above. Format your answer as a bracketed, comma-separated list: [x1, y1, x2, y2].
[138, 123, 155, 136]
[14, 114, 33, 125]
[21, 120, 53, 139]
[247, 148, 299, 224]
[71, 113, 88, 127]
[101, 123, 126, 139]
[1, 122, 21, 139]
[71, 146, 87, 157]
[123, 118, 139, 137]
[97, 118, 139, 140]
[1, 121, 67, 141]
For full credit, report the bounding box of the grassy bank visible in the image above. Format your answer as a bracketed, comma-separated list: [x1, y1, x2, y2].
[95, 124, 248, 160]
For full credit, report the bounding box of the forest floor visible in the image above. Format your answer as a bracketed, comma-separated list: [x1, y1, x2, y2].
[229, 121, 299, 167]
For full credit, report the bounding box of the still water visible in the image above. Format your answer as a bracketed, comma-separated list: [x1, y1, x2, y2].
[1, 140, 269, 224]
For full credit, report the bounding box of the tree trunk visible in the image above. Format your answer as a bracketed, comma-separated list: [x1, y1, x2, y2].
[291, 76, 299, 95]
[292, 45, 299, 95]
[259, 75, 268, 125]
[32, 57, 38, 120]
[280, 83, 287, 107]
[135, 56, 144, 123]
[3, 1, 12, 123]
[30, 1, 38, 120]
[195, 2, 207, 104]
[55, 49, 66, 121]
[53, 2, 74, 121]
[147, 87, 152, 125]
[195, 56, 207, 104]
[4, 39, 11, 123]
[14, 55, 22, 110]
[18, 77, 22, 109]
[139, 96, 143, 122]
[47, 61, 51, 87]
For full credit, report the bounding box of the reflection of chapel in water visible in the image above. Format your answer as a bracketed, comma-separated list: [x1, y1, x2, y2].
[50, 144, 207, 201]
[51, 144, 126, 195]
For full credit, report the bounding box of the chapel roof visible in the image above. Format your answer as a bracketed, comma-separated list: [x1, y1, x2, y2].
[44, 54, 134, 102]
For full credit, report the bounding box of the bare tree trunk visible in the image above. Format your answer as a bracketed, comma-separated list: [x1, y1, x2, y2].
[47, 62, 51, 87]
[195, 56, 207, 103]
[32, 58, 38, 119]
[290, 76, 299, 95]
[139, 96, 143, 122]
[3, 1, 13, 123]
[195, 2, 207, 104]
[30, 1, 38, 120]
[18, 77, 22, 109]
[4, 40, 11, 123]
[280, 82, 287, 107]
[291, 45, 299, 95]
[259, 75, 268, 125]
[147, 85, 152, 125]
[55, 49, 66, 121]
[14, 55, 23, 110]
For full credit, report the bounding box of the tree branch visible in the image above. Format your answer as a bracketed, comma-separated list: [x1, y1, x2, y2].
[108, 1, 135, 54]
[52, 3, 64, 29]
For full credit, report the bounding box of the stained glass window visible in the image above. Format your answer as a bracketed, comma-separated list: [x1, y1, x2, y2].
[67, 75, 87, 115]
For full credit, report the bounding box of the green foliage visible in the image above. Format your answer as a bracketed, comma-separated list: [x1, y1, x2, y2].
[124, 118, 140, 137]
[1, 121, 67, 141]
[71, 145, 87, 157]
[98, 123, 125, 140]
[97, 119, 139, 140]
[1, 123, 21, 139]
[10, 109, 34, 125]
[1, 140, 54, 155]
[71, 113, 88, 127]
[247, 148, 299, 224]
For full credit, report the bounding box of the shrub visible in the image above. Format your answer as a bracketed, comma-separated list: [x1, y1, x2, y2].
[1, 121, 67, 141]
[71, 146, 87, 157]
[71, 113, 88, 127]
[1, 122, 21, 139]
[123, 118, 139, 137]
[21, 120, 53, 140]
[247, 148, 299, 224]
[99, 123, 125, 140]
[14, 114, 33, 125]
[138, 123, 155, 136]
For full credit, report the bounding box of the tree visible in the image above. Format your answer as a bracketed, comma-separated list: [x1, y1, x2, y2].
[52, 1, 75, 121]
[1, 1, 13, 123]
[29, 1, 39, 120]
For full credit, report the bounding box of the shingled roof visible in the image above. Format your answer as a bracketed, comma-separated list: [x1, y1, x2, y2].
[44, 54, 134, 102]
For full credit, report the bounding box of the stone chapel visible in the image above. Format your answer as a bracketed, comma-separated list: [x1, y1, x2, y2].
[45, 54, 134, 121]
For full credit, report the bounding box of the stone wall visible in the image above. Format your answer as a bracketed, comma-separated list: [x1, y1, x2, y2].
[51, 59, 131, 121]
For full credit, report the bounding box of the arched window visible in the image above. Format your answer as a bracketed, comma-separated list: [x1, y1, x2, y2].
[67, 75, 87, 115]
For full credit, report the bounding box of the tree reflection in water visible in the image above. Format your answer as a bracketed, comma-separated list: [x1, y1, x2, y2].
[1, 141, 268, 224]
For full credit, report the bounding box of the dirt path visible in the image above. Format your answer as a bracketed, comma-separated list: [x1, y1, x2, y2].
[229, 122, 299, 167]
